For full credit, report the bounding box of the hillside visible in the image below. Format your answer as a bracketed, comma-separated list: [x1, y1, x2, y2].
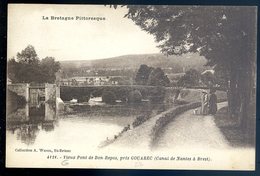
[60, 53, 208, 72]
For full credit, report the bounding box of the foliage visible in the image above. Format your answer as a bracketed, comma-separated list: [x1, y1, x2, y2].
[77, 95, 90, 103]
[135, 64, 153, 85]
[7, 58, 20, 83]
[7, 45, 61, 84]
[147, 67, 170, 86]
[135, 64, 170, 86]
[40, 57, 61, 83]
[60, 85, 169, 104]
[60, 86, 91, 101]
[201, 70, 216, 87]
[132, 114, 151, 128]
[128, 90, 142, 103]
[125, 6, 256, 64]
[148, 86, 166, 103]
[17, 45, 39, 64]
[177, 69, 200, 87]
[124, 6, 257, 128]
[214, 65, 229, 89]
[102, 91, 116, 104]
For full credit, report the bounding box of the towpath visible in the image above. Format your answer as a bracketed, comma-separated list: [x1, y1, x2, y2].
[107, 102, 230, 151]
[155, 102, 230, 150]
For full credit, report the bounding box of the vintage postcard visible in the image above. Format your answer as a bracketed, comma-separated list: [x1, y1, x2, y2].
[6, 4, 257, 170]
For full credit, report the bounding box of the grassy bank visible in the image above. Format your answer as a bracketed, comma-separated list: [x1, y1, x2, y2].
[214, 106, 255, 147]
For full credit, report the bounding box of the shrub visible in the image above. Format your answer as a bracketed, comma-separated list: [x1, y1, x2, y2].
[102, 91, 116, 104]
[91, 89, 103, 97]
[132, 114, 150, 128]
[77, 95, 90, 103]
[115, 88, 129, 102]
[148, 86, 166, 103]
[128, 90, 142, 103]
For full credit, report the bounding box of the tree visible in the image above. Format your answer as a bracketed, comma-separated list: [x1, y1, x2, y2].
[17, 45, 39, 64]
[7, 57, 19, 83]
[201, 70, 215, 87]
[102, 91, 116, 104]
[214, 65, 229, 89]
[7, 45, 61, 84]
[125, 6, 257, 129]
[135, 65, 170, 86]
[177, 69, 200, 87]
[40, 57, 61, 83]
[135, 64, 153, 85]
[147, 67, 170, 86]
[128, 90, 142, 103]
[15, 62, 42, 83]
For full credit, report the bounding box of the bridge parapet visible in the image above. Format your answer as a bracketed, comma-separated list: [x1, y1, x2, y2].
[8, 83, 59, 104]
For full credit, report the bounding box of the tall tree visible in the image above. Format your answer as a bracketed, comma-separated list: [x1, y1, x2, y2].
[177, 68, 200, 87]
[17, 45, 39, 64]
[40, 57, 61, 83]
[147, 67, 170, 86]
[135, 64, 153, 85]
[8, 45, 61, 83]
[125, 6, 257, 128]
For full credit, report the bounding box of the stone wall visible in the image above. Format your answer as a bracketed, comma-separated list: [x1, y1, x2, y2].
[150, 102, 201, 147]
[45, 84, 57, 103]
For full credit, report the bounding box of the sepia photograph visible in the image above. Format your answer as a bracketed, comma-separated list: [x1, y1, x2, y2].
[6, 4, 257, 170]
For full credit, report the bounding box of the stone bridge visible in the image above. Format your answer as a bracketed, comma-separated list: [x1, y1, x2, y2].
[60, 85, 181, 103]
[7, 83, 60, 116]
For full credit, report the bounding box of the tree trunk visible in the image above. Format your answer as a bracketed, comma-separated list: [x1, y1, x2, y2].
[228, 66, 240, 119]
[235, 54, 255, 133]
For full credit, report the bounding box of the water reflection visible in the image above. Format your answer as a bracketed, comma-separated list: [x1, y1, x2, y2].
[14, 124, 40, 145]
[7, 98, 172, 147]
[7, 101, 57, 145]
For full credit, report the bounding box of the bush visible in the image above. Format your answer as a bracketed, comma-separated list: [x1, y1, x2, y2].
[148, 86, 166, 103]
[91, 89, 103, 97]
[132, 114, 150, 128]
[128, 90, 142, 103]
[115, 88, 129, 102]
[102, 91, 116, 104]
[77, 95, 90, 103]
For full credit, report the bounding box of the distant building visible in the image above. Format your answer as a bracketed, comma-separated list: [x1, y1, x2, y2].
[85, 76, 110, 85]
[59, 76, 129, 86]
[109, 77, 129, 85]
[59, 78, 77, 86]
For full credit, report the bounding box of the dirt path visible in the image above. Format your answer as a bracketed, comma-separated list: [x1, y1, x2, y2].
[155, 102, 230, 150]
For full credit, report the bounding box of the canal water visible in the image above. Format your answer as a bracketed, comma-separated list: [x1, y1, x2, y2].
[6, 97, 169, 150]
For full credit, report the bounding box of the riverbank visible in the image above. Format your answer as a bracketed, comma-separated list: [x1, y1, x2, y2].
[100, 89, 227, 149]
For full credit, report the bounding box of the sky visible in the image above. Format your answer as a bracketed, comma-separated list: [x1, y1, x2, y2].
[8, 4, 160, 61]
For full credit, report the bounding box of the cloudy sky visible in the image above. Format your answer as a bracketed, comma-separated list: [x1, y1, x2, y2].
[8, 4, 160, 61]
